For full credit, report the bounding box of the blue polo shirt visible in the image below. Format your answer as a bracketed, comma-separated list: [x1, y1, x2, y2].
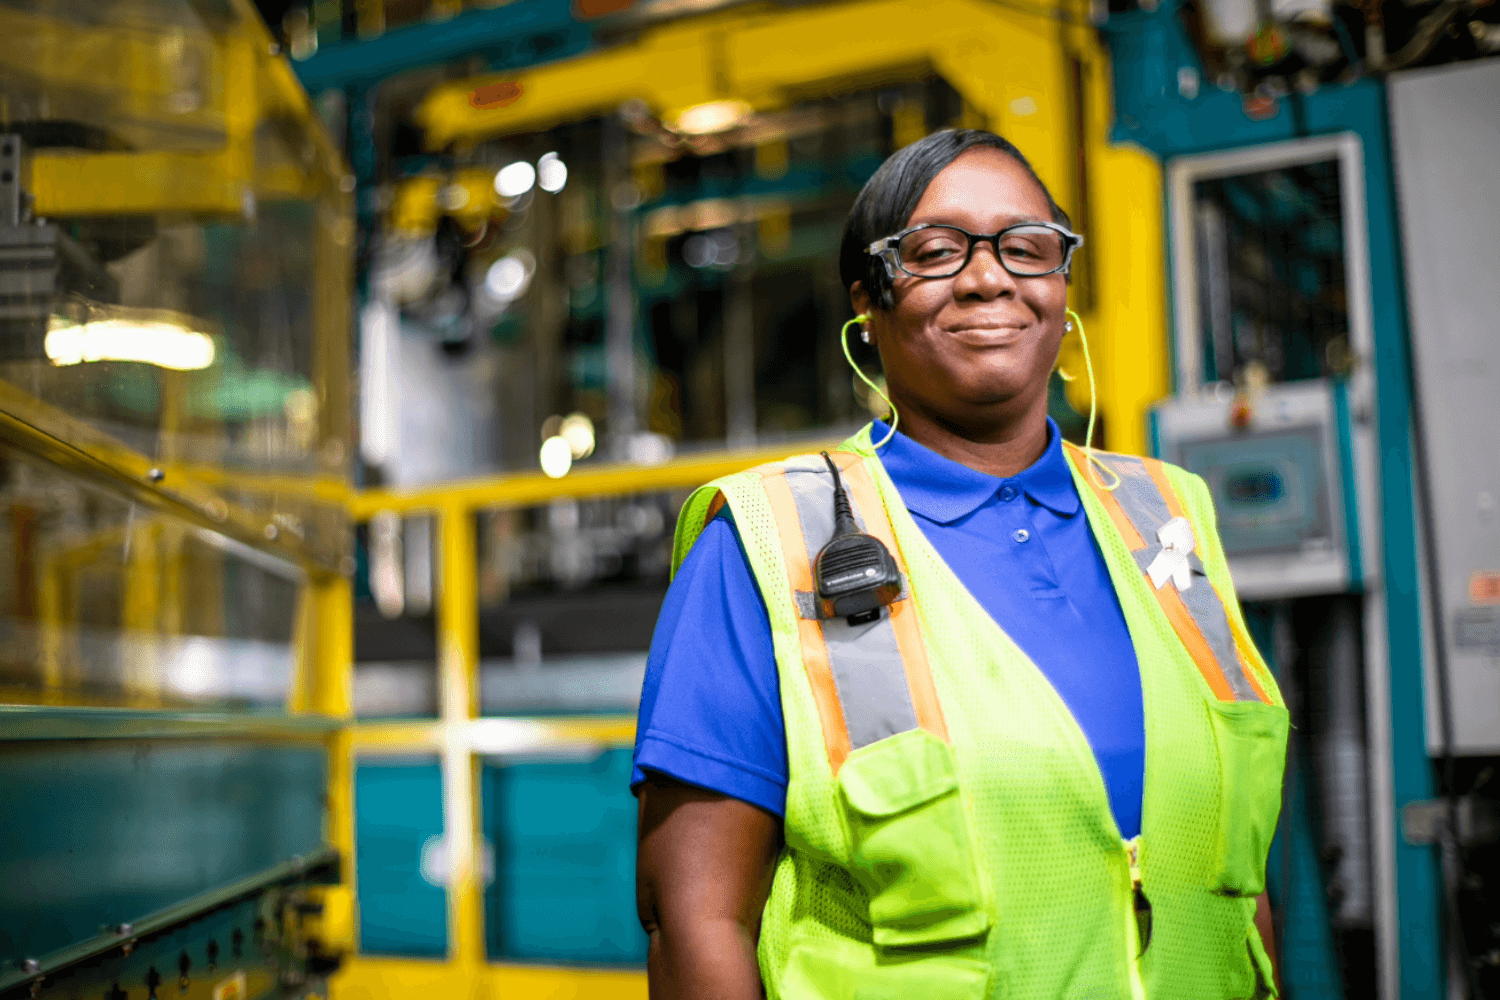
[631, 419, 1147, 838]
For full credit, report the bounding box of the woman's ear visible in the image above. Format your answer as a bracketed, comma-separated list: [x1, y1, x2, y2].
[850, 281, 872, 319]
[850, 282, 875, 343]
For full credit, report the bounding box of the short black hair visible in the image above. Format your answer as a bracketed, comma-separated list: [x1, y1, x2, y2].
[838, 128, 1072, 310]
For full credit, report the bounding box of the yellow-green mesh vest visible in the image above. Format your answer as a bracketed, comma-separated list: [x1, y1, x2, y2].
[671, 425, 1288, 1000]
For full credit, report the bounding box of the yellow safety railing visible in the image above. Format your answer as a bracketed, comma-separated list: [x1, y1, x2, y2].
[334, 437, 845, 999]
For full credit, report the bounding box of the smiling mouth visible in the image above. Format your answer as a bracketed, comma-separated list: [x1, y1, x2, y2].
[947, 325, 1027, 343]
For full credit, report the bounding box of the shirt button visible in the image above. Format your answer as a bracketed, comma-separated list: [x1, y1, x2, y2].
[999, 486, 1019, 502]
[1013, 528, 1031, 543]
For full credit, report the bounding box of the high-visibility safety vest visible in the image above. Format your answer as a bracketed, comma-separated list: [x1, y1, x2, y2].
[672, 425, 1289, 1000]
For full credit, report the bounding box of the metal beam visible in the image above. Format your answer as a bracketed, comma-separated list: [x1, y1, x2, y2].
[290, 0, 585, 94]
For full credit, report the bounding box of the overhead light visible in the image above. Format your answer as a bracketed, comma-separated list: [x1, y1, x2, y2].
[668, 99, 753, 136]
[494, 160, 536, 198]
[484, 249, 535, 301]
[558, 412, 595, 459]
[539, 435, 573, 478]
[537, 152, 568, 193]
[45, 317, 216, 371]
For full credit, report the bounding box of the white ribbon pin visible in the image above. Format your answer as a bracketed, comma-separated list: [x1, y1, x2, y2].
[1147, 516, 1196, 592]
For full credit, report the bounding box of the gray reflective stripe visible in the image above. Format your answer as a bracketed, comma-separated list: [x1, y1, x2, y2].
[821, 613, 916, 750]
[1103, 453, 1264, 703]
[1178, 567, 1261, 701]
[1109, 455, 1174, 528]
[783, 462, 919, 749]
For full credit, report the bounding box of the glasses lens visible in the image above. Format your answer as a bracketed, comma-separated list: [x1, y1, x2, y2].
[897, 227, 970, 276]
[999, 225, 1066, 275]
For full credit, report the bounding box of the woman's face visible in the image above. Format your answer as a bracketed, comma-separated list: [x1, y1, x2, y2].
[854, 148, 1069, 437]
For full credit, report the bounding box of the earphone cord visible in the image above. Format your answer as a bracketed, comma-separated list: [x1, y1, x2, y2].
[842, 316, 899, 449]
[1064, 307, 1120, 491]
[844, 310, 1116, 489]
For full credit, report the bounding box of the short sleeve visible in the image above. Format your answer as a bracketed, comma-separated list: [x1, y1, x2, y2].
[631, 511, 789, 817]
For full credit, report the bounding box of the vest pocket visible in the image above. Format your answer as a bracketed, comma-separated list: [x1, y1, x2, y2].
[837, 728, 992, 948]
[1207, 700, 1290, 897]
[779, 937, 990, 1000]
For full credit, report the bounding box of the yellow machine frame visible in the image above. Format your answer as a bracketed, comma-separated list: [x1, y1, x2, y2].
[0, 0, 350, 216]
[413, 0, 1168, 458]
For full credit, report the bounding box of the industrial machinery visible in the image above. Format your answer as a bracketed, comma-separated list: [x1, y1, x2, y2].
[1153, 133, 1383, 997]
[1105, 0, 1500, 981]
[0, 5, 355, 1000]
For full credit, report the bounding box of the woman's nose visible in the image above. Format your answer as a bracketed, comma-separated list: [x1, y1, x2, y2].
[953, 239, 1018, 299]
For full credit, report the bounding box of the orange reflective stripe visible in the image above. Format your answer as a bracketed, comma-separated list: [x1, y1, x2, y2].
[839, 455, 949, 744]
[1140, 456, 1186, 520]
[762, 469, 852, 771]
[705, 490, 727, 524]
[1066, 443, 1148, 550]
[1066, 444, 1238, 702]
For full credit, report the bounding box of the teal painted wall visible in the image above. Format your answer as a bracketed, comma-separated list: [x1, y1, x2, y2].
[0, 741, 326, 965]
[482, 749, 646, 965]
[354, 759, 448, 957]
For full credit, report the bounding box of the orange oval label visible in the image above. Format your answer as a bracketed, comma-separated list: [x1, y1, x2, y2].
[468, 81, 524, 110]
[1471, 572, 1500, 605]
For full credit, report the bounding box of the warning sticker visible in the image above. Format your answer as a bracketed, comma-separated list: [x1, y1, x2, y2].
[1455, 607, 1500, 654]
[1471, 572, 1500, 605]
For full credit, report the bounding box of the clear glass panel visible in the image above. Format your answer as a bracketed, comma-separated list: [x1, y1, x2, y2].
[476, 490, 685, 715]
[1191, 159, 1350, 385]
[0, 0, 353, 566]
[0, 441, 302, 709]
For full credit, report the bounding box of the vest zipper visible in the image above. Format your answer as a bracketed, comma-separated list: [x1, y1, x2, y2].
[1125, 836, 1148, 1000]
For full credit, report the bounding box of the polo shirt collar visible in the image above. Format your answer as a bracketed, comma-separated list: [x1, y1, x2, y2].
[874, 417, 1082, 525]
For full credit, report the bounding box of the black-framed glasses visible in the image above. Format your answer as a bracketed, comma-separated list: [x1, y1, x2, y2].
[867, 222, 1083, 280]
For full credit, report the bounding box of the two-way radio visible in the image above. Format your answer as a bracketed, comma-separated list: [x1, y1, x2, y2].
[813, 452, 902, 625]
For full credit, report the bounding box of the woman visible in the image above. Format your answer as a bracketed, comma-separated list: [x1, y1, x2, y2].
[632, 129, 1288, 999]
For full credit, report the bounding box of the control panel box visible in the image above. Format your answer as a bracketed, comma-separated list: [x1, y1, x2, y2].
[1153, 379, 1355, 600]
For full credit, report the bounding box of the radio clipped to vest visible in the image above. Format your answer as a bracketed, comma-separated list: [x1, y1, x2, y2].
[814, 452, 902, 625]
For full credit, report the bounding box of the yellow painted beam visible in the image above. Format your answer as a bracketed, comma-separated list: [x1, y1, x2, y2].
[332, 957, 646, 1000]
[415, 0, 1068, 152]
[349, 716, 637, 753]
[12, 1, 349, 218]
[436, 504, 485, 968]
[352, 438, 842, 519]
[30, 150, 245, 218]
